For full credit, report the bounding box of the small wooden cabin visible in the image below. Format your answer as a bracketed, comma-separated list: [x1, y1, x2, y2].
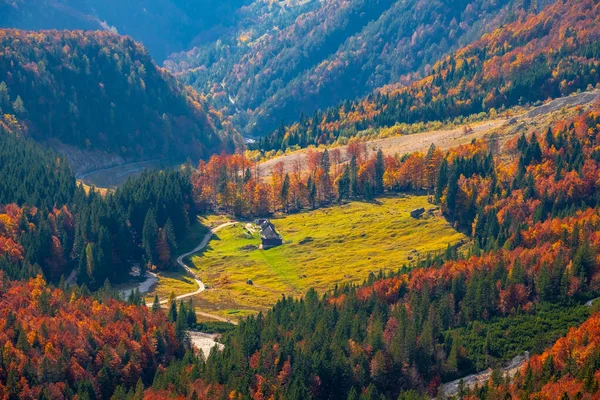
[258, 220, 283, 248]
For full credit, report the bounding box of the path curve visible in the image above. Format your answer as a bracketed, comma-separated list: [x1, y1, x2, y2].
[154, 221, 239, 324]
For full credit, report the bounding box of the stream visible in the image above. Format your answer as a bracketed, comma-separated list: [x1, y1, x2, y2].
[119, 271, 158, 298]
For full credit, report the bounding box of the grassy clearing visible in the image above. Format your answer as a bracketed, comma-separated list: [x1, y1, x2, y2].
[189, 195, 466, 318]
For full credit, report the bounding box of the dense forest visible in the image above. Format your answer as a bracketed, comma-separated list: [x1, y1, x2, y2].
[0, 273, 185, 399]
[169, 0, 549, 136]
[0, 0, 252, 61]
[0, 123, 195, 287]
[0, 29, 236, 160]
[259, 0, 600, 152]
[147, 101, 600, 399]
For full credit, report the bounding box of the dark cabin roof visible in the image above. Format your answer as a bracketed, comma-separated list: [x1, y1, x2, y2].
[261, 225, 281, 240]
[260, 220, 272, 230]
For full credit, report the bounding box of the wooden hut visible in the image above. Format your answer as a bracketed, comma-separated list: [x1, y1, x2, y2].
[258, 220, 283, 248]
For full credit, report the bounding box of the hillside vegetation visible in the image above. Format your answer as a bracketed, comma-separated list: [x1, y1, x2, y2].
[0, 29, 236, 160]
[4, 0, 600, 399]
[0, 0, 252, 61]
[259, 0, 600, 152]
[0, 274, 184, 399]
[489, 309, 600, 398]
[168, 0, 542, 136]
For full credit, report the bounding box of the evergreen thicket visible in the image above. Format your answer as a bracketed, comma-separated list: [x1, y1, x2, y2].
[0, 128, 194, 287]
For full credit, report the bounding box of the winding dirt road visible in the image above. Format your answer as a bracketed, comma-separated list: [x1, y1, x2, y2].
[155, 221, 239, 324]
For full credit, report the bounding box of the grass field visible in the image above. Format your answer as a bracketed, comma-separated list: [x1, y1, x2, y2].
[188, 195, 467, 319]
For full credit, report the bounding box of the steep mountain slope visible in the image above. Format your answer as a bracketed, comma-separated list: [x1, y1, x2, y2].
[0, 29, 236, 160]
[260, 0, 600, 152]
[0, 0, 252, 61]
[168, 0, 547, 136]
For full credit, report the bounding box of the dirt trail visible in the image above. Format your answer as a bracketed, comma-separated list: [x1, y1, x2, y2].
[257, 120, 506, 179]
[437, 353, 529, 398]
[150, 221, 240, 325]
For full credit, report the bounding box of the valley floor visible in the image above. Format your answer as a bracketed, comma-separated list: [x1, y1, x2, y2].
[174, 195, 467, 321]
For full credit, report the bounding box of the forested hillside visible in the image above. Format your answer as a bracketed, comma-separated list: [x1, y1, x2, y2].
[145, 98, 600, 398]
[0, 119, 199, 397]
[168, 0, 546, 136]
[4, 1, 600, 400]
[0, 29, 236, 160]
[0, 274, 184, 399]
[259, 0, 600, 152]
[0, 0, 252, 61]
[483, 310, 600, 398]
[0, 123, 196, 286]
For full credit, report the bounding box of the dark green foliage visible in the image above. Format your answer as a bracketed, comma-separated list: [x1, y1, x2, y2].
[0, 29, 230, 159]
[449, 302, 590, 373]
[0, 129, 74, 208]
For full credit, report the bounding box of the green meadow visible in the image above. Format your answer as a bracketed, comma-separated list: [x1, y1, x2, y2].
[188, 195, 467, 319]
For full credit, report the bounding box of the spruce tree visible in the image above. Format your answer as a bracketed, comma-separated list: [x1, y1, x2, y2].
[142, 209, 158, 265]
[152, 294, 161, 313]
[349, 155, 359, 197]
[375, 149, 385, 194]
[435, 158, 449, 202]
